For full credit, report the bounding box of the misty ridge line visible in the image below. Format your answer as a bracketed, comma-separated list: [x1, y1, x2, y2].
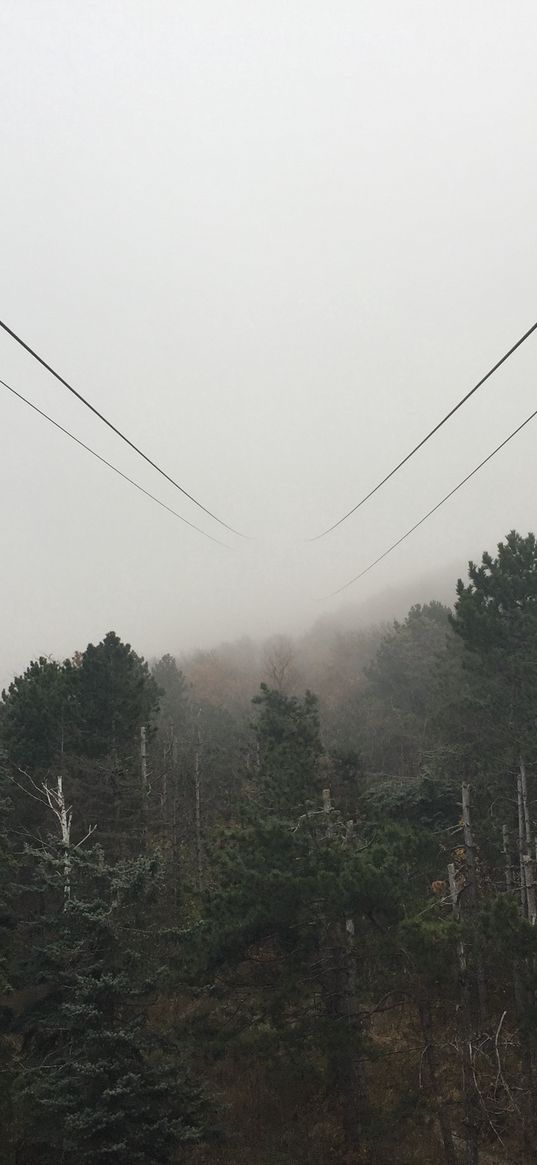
[0, 562, 462, 695]
[170, 563, 461, 722]
[327, 403, 537, 598]
[0, 378, 232, 549]
[0, 317, 249, 541]
[311, 318, 537, 541]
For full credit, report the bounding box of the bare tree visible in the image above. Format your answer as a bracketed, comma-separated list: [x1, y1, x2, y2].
[15, 769, 96, 903]
[262, 635, 298, 693]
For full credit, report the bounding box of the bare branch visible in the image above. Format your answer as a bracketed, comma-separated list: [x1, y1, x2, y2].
[73, 824, 97, 849]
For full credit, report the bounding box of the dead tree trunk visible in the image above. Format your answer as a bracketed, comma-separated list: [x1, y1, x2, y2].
[315, 794, 370, 1156]
[324, 917, 370, 1155]
[518, 759, 536, 930]
[139, 725, 149, 849]
[461, 784, 478, 902]
[520, 758, 532, 849]
[509, 773, 537, 1159]
[419, 1001, 460, 1165]
[448, 861, 480, 1165]
[517, 769, 528, 915]
[140, 725, 148, 793]
[523, 856, 537, 926]
[502, 825, 513, 893]
[344, 919, 369, 1152]
[17, 771, 95, 905]
[461, 784, 487, 1026]
[194, 710, 203, 893]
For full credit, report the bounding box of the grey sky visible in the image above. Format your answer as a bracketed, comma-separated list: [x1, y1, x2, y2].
[1, 1, 537, 685]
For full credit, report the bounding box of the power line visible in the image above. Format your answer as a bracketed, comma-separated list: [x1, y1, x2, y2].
[0, 378, 231, 548]
[0, 317, 248, 539]
[326, 404, 537, 597]
[311, 319, 537, 540]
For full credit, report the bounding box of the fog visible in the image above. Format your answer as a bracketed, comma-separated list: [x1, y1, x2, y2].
[2, 1, 537, 688]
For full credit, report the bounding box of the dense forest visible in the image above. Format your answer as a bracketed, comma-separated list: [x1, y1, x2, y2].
[2, 529, 537, 1163]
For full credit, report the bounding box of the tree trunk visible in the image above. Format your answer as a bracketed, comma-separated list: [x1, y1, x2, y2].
[324, 918, 369, 1156]
[56, 774, 72, 904]
[462, 785, 487, 1025]
[461, 784, 478, 902]
[519, 760, 537, 929]
[418, 1001, 459, 1165]
[140, 726, 148, 793]
[194, 713, 203, 893]
[502, 825, 513, 893]
[517, 769, 527, 915]
[520, 758, 532, 849]
[523, 856, 537, 925]
[448, 862, 480, 1164]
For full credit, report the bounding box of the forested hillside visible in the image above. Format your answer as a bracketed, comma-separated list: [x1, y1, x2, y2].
[3, 531, 537, 1164]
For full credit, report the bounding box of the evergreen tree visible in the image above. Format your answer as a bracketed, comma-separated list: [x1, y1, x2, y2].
[152, 654, 189, 730]
[8, 566, 537, 1161]
[73, 632, 161, 854]
[359, 601, 459, 780]
[77, 631, 160, 761]
[12, 841, 212, 1165]
[196, 686, 408, 1160]
[451, 530, 537, 767]
[252, 684, 322, 815]
[0, 657, 78, 771]
[0, 633, 161, 860]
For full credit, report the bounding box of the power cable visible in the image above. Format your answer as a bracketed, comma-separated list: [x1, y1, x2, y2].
[0, 377, 231, 548]
[326, 404, 537, 597]
[311, 320, 537, 540]
[0, 317, 247, 539]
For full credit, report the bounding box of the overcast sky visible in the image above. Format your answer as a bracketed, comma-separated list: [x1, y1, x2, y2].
[1, 0, 537, 684]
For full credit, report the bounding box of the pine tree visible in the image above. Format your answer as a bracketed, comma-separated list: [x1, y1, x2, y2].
[77, 631, 160, 761]
[197, 686, 408, 1161]
[0, 656, 78, 771]
[362, 602, 457, 779]
[12, 841, 212, 1165]
[252, 684, 322, 815]
[451, 530, 537, 770]
[152, 655, 189, 730]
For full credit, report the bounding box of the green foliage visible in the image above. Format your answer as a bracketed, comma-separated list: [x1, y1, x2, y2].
[11, 843, 212, 1165]
[479, 893, 537, 963]
[0, 656, 78, 770]
[1, 632, 162, 861]
[152, 654, 188, 728]
[77, 631, 160, 760]
[362, 772, 459, 829]
[453, 530, 537, 654]
[1, 633, 159, 773]
[203, 811, 401, 1031]
[400, 912, 459, 986]
[196, 703, 246, 826]
[452, 530, 537, 762]
[5, 540, 537, 1162]
[252, 684, 323, 815]
[368, 602, 452, 713]
[356, 602, 461, 779]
